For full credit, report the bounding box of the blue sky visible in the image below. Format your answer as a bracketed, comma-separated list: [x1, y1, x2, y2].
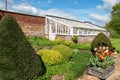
[0, 0, 120, 26]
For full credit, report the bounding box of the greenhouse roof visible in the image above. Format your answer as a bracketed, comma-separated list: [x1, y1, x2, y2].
[46, 15, 106, 31]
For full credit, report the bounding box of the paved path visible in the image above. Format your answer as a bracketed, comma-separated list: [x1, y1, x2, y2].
[78, 54, 120, 80]
[107, 54, 120, 80]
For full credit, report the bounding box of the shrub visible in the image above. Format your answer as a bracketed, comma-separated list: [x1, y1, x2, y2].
[37, 49, 63, 66]
[64, 40, 73, 46]
[91, 32, 113, 51]
[72, 35, 78, 43]
[69, 43, 80, 49]
[78, 43, 90, 50]
[28, 36, 54, 47]
[37, 49, 48, 56]
[52, 45, 72, 62]
[54, 38, 62, 44]
[0, 15, 45, 80]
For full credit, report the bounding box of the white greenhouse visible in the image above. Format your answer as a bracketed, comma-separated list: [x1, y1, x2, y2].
[45, 15, 109, 42]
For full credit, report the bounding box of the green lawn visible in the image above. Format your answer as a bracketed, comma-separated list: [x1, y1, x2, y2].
[36, 50, 93, 80]
[27, 36, 120, 79]
[111, 38, 120, 52]
[28, 36, 55, 47]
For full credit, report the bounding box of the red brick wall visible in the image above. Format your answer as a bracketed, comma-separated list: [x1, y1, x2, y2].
[56, 35, 72, 41]
[56, 35, 95, 43]
[0, 10, 45, 36]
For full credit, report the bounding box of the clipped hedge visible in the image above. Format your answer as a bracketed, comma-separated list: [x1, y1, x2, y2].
[38, 49, 63, 66]
[91, 32, 113, 50]
[0, 15, 45, 80]
[54, 38, 62, 44]
[64, 40, 73, 46]
[52, 45, 72, 62]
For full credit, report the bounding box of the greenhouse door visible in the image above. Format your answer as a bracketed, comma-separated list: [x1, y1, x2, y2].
[49, 25, 56, 40]
[49, 33, 56, 40]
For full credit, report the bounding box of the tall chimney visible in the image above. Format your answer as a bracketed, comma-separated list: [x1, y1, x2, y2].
[4, 0, 7, 10]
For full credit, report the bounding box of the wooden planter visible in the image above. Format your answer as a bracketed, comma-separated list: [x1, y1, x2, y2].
[87, 64, 115, 79]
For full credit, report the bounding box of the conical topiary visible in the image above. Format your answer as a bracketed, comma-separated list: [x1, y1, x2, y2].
[91, 32, 113, 51]
[0, 15, 45, 80]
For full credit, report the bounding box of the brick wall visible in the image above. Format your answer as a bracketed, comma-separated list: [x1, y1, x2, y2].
[0, 10, 96, 43]
[56, 35, 95, 43]
[0, 10, 45, 36]
[78, 36, 95, 43]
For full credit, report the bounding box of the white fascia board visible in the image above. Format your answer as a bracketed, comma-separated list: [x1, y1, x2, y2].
[73, 26, 106, 31]
[45, 17, 48, 34]
[46, 16, 72, 28]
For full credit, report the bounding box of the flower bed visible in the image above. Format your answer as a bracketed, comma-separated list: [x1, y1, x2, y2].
[88, 43, 115, 79]
[88, 63, 115, 79]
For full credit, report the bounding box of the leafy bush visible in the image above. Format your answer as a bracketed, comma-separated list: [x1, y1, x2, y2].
[69, 43, 80, 49]
[78, 43, 90, 50]
[52, 45, 72, 62]
[72, 35, 78, 43]
[38, 49, 63, 66]
[28, 36, 54, 47]
[64, 40, 73, 46]
[0, 15, 45, 79]
[37, 49, 48, 56]
[36, 50, 93, 80]
[54, 38, 63, 44]
[91, 32, 113, 51]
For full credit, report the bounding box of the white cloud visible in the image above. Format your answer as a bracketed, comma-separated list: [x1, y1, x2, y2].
[37, 8, 79, 20]
[74, 1, 78, 5]
[89, 13, 111, 24]
[90, 0, 120, 26]
[89, 13, 110, 26]
[7, 0, 13, 3]
[0, 1, 4, 10]
[4, 2, 79, 20]
[11, 3, 38, 15]
[97, 0, 120, 11]
[44, 8, 79, 20]
[96, 5, 103, 10]
[48, 0, 52, 4]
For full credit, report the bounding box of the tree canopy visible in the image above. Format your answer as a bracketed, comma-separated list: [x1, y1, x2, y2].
[106, 3, 120, 36]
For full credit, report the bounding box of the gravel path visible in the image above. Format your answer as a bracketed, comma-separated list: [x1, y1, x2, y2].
[77, 54, 120, 80]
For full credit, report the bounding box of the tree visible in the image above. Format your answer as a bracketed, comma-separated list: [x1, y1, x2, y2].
[0, 15, 45, 79]
[91, 32, 113, 51]
[106, 3, 120, 36]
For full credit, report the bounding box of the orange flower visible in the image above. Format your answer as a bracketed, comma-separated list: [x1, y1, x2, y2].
[106, 51, 112, 56]
[99, 54, 104, 60]
[101, 51, 105, 56]
[106, 52, 109, 56]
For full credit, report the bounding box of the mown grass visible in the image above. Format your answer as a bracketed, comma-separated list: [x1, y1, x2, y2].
[28, 36, 55, 47]
[28, 36, 120, 79]
[36, 50, 93, 80]
[28, 36, 90, 50]
[70, 50, 93, 78]
[111, 38, 120, 52]
[68, 43, 90, 50]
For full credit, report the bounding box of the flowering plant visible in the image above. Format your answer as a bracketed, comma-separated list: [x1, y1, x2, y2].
[89, 45, 115, 69]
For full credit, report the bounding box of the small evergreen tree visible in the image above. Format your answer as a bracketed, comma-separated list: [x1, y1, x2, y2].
[91, 32, 113, 51]
[0, 15, 45, 80]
